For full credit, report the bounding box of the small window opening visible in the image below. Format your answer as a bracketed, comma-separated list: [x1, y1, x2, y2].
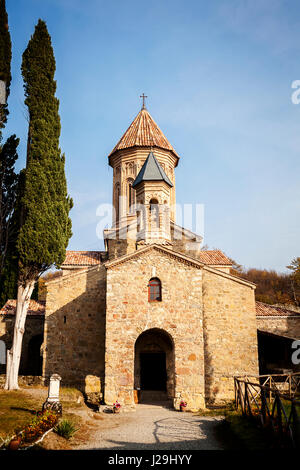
[148, 277, 162, 302]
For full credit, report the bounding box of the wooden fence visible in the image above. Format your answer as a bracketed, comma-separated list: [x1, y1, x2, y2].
[234, 373, 300, 448]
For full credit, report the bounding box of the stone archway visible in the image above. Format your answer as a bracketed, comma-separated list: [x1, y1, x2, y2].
[134, 328, 175, 402]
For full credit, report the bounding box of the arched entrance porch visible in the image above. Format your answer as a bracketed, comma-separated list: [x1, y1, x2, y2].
[134, 328, 175, 403]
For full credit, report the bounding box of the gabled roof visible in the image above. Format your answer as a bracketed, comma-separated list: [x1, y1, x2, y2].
[198, 250, 232, 265]
[104, 243, 256, 289]
[132, 152, 173, 188]
[0, 300, 45, 316]
[256, 301, 300, 317]
[60, 247, 232, 268]
[62, 251, 103, 267]
[108, 108, 179, 160]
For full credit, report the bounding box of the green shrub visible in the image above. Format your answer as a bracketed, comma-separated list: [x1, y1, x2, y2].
[54, 420, 78, 440]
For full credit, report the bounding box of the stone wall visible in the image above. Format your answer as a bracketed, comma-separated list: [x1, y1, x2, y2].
[106, 237, 136, 260]
[43, 265, 106, 400]
[257, 317, 300, 339]
[170, 226, 201, 260]
[202, 268, 259, 405]
[105, 247, 205, 410]
[0, 375, 43, 388]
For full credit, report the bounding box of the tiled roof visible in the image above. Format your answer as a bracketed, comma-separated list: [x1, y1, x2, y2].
[62, 249, 231, 267]
[108, 108, 179, 158]
[0, 300, 45, 316]
[132, 152, 173, 188]
[256, 301, 300, 317]
[198, 250, 232, 265]
[62, 251, 103, 266]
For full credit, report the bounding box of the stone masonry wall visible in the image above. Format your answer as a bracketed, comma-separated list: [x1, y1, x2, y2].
[202, 269, 259, 405]
[105, 247, 205, 410]
[43, 265, 106, 400]
[257, 317, 300, 339]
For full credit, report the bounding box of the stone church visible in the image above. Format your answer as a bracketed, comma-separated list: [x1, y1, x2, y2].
[1, 104, 299, 409]
[42, 103, 260, 410]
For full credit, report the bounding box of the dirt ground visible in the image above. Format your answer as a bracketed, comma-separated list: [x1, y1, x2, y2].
[0, 387, 227, 451]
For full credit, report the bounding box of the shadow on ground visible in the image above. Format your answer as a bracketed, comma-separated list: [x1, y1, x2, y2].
[83, 416, 229, 450]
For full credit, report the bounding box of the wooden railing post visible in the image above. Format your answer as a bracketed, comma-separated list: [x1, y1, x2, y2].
[234, 378, 237, 409]
[244, 382, 248, 416]
[261, 388, 267, 426]
[290, 400, 300, 448]
[234, 373, 300, 448]
[276, 393, 283, 436]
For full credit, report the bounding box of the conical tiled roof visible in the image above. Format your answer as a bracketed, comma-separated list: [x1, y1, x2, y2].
[132, 152, 173, 188]
[108, 108, 179, 159]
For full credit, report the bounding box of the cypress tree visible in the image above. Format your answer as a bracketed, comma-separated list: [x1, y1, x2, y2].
[5, 20, 72, 389]
[0, 0, 19, 307]
[0, 135, 19, 305]
[0, 0, 11, 127]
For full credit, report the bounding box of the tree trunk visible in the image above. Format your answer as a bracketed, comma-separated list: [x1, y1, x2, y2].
[4, 279, 35, 390]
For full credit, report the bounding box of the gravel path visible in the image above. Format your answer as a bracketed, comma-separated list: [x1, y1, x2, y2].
[76, 404, 225, 450]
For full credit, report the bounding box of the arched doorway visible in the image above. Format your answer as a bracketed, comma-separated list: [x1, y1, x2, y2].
[26, 335, 43, 375]
[134, 328, 175, 402]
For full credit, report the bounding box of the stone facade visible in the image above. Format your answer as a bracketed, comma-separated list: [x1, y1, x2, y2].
[202, 269, 258, 404]
[257, 317, 300, 339]
[104, 247, 206, 409]
[43, 265, 106, 400]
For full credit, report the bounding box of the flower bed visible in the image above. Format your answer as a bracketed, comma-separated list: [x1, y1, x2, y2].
[7, 410, 59, 450]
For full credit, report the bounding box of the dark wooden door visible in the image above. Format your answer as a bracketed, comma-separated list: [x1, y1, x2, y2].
[140, 352, 167, 390]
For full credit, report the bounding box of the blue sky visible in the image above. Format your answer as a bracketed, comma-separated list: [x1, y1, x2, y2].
[4, 0, 300, 272]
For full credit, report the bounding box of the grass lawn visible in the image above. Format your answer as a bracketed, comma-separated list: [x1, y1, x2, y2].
[0, 385, 96, 449]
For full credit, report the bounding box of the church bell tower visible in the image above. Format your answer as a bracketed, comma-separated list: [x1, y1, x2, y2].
[104, 99, 180, 256]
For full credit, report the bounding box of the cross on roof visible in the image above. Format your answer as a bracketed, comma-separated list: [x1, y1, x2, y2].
[140, 93, 148, 109]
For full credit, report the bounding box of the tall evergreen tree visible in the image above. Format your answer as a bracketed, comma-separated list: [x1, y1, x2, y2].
[5, 20, 72, 390]
[0, 0, 19, 307]
[0, 135, 19, 304]
[0, 0, 11, 127]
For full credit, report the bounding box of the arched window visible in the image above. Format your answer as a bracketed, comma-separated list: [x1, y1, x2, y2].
[127, 178, 135, 213]
[148, 278, 162, 302]
[114, 183, 120, 223]
[149, 198, 160, 229]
